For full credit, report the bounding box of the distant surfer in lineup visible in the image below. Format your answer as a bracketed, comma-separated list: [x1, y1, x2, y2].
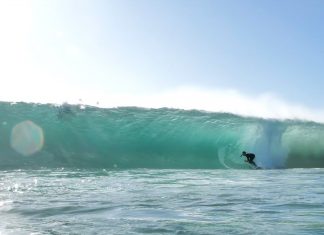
[240, 151, 257, 168]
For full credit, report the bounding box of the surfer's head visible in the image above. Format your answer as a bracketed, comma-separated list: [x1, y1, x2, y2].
[242, 151, 246, 156]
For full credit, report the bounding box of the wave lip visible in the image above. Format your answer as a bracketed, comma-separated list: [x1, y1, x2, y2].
[0, 102, 324, 169]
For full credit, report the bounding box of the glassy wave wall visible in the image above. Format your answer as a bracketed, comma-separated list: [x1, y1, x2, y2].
[0, 102, 324, 169]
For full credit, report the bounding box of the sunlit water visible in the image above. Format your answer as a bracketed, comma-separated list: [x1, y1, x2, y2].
[0, 169, 324, 235]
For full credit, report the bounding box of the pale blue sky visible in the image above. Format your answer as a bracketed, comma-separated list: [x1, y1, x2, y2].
[1, 0, 324, 119]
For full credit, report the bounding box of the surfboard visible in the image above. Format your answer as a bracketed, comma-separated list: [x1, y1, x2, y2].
[244, 160, 262, 169]
[248, 162, 262, 169]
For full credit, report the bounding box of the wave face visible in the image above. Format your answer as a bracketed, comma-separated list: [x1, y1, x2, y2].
[0, 102, 324, 169]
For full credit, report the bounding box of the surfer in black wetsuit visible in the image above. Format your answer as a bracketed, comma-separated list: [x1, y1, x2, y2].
[241, 151, 257, 167]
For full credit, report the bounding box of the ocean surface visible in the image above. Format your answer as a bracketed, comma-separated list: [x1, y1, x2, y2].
[1, 102, 324, 234]
[1, 169, 324, 235]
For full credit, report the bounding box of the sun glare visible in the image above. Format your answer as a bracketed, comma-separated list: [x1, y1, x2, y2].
[10, 120, 44, 156]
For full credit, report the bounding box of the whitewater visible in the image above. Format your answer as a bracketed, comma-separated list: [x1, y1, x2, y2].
[1, 101, 324, 234]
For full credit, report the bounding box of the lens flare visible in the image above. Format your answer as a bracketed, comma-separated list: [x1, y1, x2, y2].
[10, 120, 44, 156]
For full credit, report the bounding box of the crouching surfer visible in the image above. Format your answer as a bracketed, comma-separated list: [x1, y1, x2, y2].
[240, 151, 257, 167]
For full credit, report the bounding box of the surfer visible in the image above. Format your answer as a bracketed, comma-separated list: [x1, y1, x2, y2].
[240, 151, 257, 167]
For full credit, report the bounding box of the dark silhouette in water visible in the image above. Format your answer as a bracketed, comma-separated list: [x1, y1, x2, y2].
[241, 151, 257, 167]
[57, 103, 75, 119]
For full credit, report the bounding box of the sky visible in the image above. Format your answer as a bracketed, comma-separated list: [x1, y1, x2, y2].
[1, 0, 324, 121]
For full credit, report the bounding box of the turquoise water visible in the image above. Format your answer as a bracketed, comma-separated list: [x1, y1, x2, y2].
[1, 102, 324, 234]
[1, 102, 324, 169]
[1, 169, 323, 234]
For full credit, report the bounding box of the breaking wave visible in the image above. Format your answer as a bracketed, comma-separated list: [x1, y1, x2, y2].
[0, 102, 324, 169]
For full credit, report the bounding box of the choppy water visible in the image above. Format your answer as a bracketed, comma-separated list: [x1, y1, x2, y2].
[1, 168, 323, 235]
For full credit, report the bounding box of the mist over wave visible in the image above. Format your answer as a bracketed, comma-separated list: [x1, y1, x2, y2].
[2, 87, 324, 123]
[0, 101, 324, 169]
